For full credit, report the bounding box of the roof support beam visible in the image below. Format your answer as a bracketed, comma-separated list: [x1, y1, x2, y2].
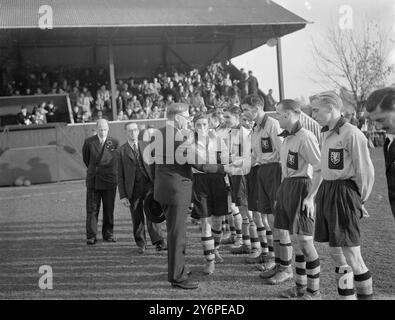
[167, 46, 192, 70]
[276, 37, 285, 101]
[108, 43, 117, 121]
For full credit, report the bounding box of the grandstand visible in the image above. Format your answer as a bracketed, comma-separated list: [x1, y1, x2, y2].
[0, 0, 320, 186]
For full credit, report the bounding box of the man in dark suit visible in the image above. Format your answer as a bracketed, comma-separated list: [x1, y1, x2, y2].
[82, 119, 119, 244]
[117, 122, 166, 253]
[366, 87, 395, 220]
[247, 70, 259, 96]
[152, 103, 236, 289]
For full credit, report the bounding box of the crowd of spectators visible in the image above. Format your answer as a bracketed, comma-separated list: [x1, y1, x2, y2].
[3, 62, 277, 125]
[16, 101, 59, 126]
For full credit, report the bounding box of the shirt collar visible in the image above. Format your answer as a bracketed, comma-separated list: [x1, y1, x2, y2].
[254, 113, 268, 131]
[127, 140, 138, 148]
[278, 121, 302, 138]
[321, 116, 346, 134]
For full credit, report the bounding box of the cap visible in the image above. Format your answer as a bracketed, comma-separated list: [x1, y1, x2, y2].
[143, 191, 165, 223]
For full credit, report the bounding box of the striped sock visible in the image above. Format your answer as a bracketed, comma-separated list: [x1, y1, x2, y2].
[241, 218, 251, 247]
[230, 226, 236, 237]
[295, 255, 307, 288]
[257, 227, 268, 255]
[273, 239, 280, 264]
[354, 271, 373, 300]
[336, 265, 356, 300]
[306, 258, 320, 294]
[267, 230, 274, 258]
[249, 220, 260, 251]
[202, 236, 215, 262]
[211, 227, 223, 250]
[279, 240, 292, 269]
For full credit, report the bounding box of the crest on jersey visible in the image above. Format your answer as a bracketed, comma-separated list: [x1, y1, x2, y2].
[286, 151, 298, 170]
[261, 137, 273, 153]
[328, 148, 344, 170]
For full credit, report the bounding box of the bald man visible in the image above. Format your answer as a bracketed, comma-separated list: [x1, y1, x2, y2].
[82, 119, 119, 245]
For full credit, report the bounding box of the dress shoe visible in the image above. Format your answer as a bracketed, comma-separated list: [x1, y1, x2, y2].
[86, 238, 97, 245]
[171, 279, 199, 290]
[104, 236, 116, 243]
[156, 243, 168, 251]
[137, 246, 146, 254]
[264, 267, 293, 285]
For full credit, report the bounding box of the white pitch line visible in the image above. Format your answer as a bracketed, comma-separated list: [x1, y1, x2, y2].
[0, 189, 85, 201]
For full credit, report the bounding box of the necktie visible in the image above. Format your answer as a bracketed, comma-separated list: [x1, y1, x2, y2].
[132, 143, 138, 155]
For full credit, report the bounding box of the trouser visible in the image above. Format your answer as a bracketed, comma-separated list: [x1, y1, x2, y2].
[130, 194, 164, 247]
[163, 203, 190, 283]
[86, 188, 116, 240]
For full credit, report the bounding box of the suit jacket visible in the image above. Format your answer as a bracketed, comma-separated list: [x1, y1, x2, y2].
[82, 135, 119, 190]
[384, 138, 395, 199]
[117, 140, 153, 200]
[154, 125, 193, 206]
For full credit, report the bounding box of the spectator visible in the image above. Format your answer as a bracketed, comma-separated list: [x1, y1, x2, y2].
[37, 102, 48, 122]
[17, 105, 32, 125]
[125, 108, 134, 120]
[69, 87, 79, 108]
[31, 107, 46, 125]
[97, 84, 111, 110]
[45, 101, 57, 123]
[266, 89, 277, 111]
[117, 110, 128, 121]
[191, 90, 205, 109]
[72, 106, 83, 123]
[148, 106, 161, 119]
[77, 93, 91, 122]
[247, 70, 259, 96]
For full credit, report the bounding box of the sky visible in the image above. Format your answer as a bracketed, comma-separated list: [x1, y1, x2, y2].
[232, 0, 395, 101]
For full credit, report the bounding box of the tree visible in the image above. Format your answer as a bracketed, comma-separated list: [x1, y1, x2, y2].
[312, 20, 394, 112]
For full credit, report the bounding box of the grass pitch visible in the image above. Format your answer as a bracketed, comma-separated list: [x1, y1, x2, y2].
[0, 147, 394, 300]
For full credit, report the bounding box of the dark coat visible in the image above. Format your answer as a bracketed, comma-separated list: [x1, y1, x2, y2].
[154, 125, 193, 206]
[384, 138, 395, 218]
[82, 135, 119, 190]
[117, 140, 153, 200]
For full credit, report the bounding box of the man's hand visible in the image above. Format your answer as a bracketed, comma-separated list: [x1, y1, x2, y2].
[302, 196, 315, 219]
[121, 198, 130, 207]
[231, 159, 243, 167]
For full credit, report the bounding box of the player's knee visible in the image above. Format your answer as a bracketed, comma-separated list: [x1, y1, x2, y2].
[211, 217, 222, 230]
[329, 247, 347, 266]
[342, 247, 366, 273]
[298, 238, 316, 257]
[200, 219, 210, 234]
[278, 229, 290, 241]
